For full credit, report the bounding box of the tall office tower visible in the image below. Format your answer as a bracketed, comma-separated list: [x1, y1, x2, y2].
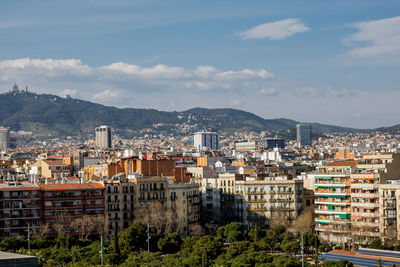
[194, 131, 219, 151]
[95, 125, 112, 149]
[0, 127, 10, 151]
[296, 123, 312, 147]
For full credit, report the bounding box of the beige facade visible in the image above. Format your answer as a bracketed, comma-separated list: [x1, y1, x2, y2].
[235, 179, 303, 227]
[104, 181, 135, 237]
[379, 184, 400, 244]
[104, 176, 200, 238]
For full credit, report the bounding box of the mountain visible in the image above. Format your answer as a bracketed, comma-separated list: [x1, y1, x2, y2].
[0, 90, 363, 137]
[373, 124, 400, 134]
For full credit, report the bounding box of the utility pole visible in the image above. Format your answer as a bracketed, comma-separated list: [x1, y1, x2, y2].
[100, 235, 104, 266]
[301, 234, 304, 267]
[147, 223, 151, 252]
[27, 223, 31, 251]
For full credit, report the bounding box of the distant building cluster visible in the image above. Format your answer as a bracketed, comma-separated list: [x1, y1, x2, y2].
[0, 119, 400, 252]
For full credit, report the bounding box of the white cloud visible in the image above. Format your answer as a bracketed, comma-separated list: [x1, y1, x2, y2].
[214, 69, 274, 80]
[92, 89, 119, 101]
[258, 88, 278, 96]
[345, 16, 400, 57]
[104, 62, 186, 79]
[230, 99, 243, 107]
[237, 18, 310, 40]
[0, 58, 275, 105]
[294, 88, 355, 98]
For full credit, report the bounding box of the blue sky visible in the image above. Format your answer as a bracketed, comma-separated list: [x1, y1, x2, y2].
[0, 0, 400, 128]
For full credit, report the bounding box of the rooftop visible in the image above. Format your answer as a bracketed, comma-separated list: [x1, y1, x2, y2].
[40, 183, 104, 191]
[327, 160, 362, 167]
[0, 181, 40, 190]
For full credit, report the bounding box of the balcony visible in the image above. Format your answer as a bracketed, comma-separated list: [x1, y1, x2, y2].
[315, 201, 350, 206]
[315, 218, 350, 224]
[351, 193, 378, 198]
[315, 227, 351, 233]
[315, 209, 350, 215]
[351, 202, 379, 208]
[314, 184, 348, 188]
[2, 205, 40, 210]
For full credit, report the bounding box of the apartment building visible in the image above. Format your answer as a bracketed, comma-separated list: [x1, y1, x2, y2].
[127, 176, 200, 235]
[235, 179, 303, 227]
[379, 184, 400, 244]
[351, 173, 381, 244]
[314, 174, 352, 244]
[168, 183, 201, 234]
[218, 173, 240, 224]
[350, 153, 400, 244]
[197, 177, 221, 223]
[104, 180, 135, 237]
[0, 181, 40, 238]
[35, 159, 72, 178]
[40, 183, 105, 236]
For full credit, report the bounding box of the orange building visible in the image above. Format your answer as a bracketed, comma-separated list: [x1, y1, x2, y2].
[122, 159, 190, 183]
[335, 148, 355, 160]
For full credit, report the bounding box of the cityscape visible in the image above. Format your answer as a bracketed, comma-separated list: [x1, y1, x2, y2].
[1, 1, 400, 266]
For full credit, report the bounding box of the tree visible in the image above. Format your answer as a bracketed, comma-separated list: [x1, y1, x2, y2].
[259, 231, 278, 253]
[289, 207, 314, 235]
[282, 240, 300, 256]
[189, 223, 206, 237]
[118, 222, 148, 256]
[318, 243, 332, 253]
[248, 224, 265, 242]
[70, 215, 104, 239]
[191, 235, 223, 260]
[53, 210, 73, 236]
[157, 232, 181, 254]
[31, 224, 50, 239]
[113, 225, 120, 256]
[217, 222, 244, 242]
[369, 239, 384, 249]
[0, 237, 26, 251]
[134, 202, 179, 234]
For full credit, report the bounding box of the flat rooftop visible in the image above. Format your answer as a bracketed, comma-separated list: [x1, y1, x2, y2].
[0, 251, 37, 260]
[0, 181, 39, 190]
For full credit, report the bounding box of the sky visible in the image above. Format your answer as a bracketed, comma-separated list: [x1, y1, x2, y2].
[0, 0, 400, 129]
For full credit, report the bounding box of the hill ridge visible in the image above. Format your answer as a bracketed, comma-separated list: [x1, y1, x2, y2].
[0, 90, 365, 137]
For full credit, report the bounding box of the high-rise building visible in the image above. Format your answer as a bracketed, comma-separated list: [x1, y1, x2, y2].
[0, 127, 10, 151]
[296, 123, 312, 147]
[95, 125, 112, 149]
[193, 131, 219, 151]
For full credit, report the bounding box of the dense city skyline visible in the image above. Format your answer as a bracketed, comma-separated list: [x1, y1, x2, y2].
[0, 1, 399, 128]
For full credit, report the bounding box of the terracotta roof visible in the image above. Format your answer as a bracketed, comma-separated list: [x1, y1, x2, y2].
[40, 183, 104, 190]
[327, 160, 362, 167]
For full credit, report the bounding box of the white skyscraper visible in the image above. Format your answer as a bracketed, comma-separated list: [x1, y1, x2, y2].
[95, 125, 112, 149]
[194, 131, 219, 151]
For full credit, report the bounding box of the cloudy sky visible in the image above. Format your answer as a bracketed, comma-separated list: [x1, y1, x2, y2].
[0, 0, 400, 129]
